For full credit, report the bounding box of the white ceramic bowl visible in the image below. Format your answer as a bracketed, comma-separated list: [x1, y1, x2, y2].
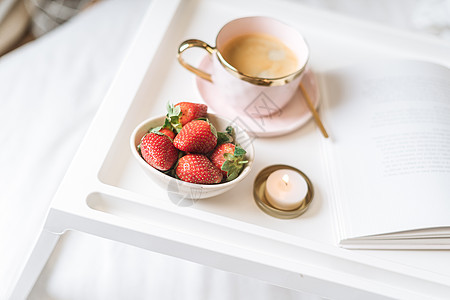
[130, 113, 255, 200]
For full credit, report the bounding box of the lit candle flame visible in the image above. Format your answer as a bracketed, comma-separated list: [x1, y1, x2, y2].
[281, 174, 289, 186]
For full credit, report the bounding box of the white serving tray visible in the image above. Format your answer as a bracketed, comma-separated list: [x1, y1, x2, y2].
[50, 0, 450, 299]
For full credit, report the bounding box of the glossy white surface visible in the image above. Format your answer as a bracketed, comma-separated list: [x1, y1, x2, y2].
[1, 0, 449, 299]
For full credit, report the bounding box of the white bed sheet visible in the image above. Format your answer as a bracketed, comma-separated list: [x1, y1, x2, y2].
[0, 0, 448, 299]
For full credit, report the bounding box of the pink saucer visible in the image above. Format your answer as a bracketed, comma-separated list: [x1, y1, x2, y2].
[195, 55, 320, 137]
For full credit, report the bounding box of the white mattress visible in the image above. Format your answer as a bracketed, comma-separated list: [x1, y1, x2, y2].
[0, 0, 448, 299]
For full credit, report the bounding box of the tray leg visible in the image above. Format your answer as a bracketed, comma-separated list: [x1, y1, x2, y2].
[10, 228, 61, 300]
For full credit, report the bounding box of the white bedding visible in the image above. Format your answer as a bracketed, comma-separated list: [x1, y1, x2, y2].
[0, 0, 448, 299]
[0, 0, 145, 297]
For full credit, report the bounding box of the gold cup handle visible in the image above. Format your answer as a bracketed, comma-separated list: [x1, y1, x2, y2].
[178, 39, 215, 82]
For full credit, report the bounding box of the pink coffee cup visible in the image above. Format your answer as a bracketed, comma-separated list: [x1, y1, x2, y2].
[178, 16, 309, 116]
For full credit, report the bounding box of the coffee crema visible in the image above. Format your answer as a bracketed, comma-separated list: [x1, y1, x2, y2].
[221, 33, 298, 78]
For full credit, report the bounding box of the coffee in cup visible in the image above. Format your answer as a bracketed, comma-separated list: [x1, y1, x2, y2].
[178, 16, 309, 116]
[221, 33, 299, 79]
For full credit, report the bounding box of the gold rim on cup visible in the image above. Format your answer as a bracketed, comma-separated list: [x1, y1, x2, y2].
[177, 16, 309, 87]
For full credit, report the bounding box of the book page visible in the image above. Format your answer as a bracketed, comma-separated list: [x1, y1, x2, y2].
[322, 60, 450, 240]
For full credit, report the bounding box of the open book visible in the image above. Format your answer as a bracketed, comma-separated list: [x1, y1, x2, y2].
[321, 59, 450, 249]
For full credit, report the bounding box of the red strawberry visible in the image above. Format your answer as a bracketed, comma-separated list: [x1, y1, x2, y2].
[210, 143, 248, 181]
[165, 102, 208, 132]
[173, 119, 217, 154]
[175, 102, 208, 126]
[176, 154, 223, 184]
[139, 133, 178, 171]
[158, 127, 175, 140]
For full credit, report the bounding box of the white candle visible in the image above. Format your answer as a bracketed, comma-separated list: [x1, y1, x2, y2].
[264, 169, 308, 210]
